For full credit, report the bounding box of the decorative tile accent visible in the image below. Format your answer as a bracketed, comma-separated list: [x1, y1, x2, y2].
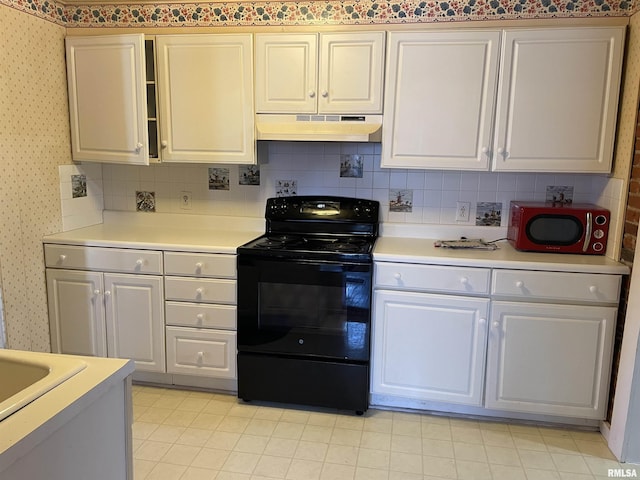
[72, 174, 87, 198]
[276, 179, 297, 197]
[136, 190, 156, 212]
[546, 185, 574, 204]
[476, 202, 502, 226]
[390, 189, 413, 212]
[209, 167, 230, 190]
[239, 165, 260, 186]
[0, 0, 636, 28]
[340, 154, 363, 178]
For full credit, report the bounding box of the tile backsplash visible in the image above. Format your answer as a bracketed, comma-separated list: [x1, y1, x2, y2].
[100, 141, 618, 227]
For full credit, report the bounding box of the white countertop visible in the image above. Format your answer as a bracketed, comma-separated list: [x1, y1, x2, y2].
[374, 236, 629, 274]
[42, 212, 629, 274]
[0, 351, 134, 472]
[43, 212, 264, 254]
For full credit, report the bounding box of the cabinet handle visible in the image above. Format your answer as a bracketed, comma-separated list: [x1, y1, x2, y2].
[460, 277, 469, 285]
[589, 285, 598, 294]
[515, 281, 524, 288]
[104, 290, 111, 297]
[59, 254, 67, 262]
[393, 273, 402, 280]
[308, 90, 316, 98]
[321, 90, 329, 98]
[197, 351, 204, 360]
[161, 140, 168, 148]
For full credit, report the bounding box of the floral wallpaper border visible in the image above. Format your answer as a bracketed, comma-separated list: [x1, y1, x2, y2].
[1, 0, 637, 28]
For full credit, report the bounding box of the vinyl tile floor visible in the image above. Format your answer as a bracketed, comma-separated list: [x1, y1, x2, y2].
[132, 384, 637, 480]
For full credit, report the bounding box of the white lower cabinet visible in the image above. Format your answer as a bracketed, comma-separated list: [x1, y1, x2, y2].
[164, 252, 237, 381]
[46, 267, 165, 373]
[372, 260, 622, 421]
[372, 290, 489, 406]
[486, 301, 616, 419]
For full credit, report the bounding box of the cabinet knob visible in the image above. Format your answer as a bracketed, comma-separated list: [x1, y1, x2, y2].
[481, 146, 489, 154]
[195, 262, 204, 271]
[497, 147, 508, 158]
[59, 254, 67, 262]
[308, 90, 316, 98]
[460, 277, 469, 285]
[197, 351, 204, 360]
[515, 281, 524, 288]
[135, 142, 144, 152]
[104, 290, 111, 297]
[93, 289, 100, 296]
[321, 90, 329, 98]
[196, 313, 204, 321]
[196, 288, 204, 295]
[161, 140, 168, 148]
[479, 318, 487, 325]
[393, 273, 402, 280]
[589, 285, 598, 294]
[492, 321, 500, 329]
[136, 259, 144, 267]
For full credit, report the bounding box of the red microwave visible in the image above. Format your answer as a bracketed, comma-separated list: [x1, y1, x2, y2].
[508, 201, 610, 255]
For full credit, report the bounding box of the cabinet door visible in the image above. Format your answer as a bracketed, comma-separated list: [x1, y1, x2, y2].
[486, 301, 617, 418]
[104, 274, 165, 373]
[66, 35, 150, 165]
[156, 34, 255, 163]
[492, 27, 625, 173]
[46, 269, 107, 357]
[372, 290, 490, 406]
[382, 31, 500, 170]
[255, 34, 318, 113]
[318, 32, 385, 114]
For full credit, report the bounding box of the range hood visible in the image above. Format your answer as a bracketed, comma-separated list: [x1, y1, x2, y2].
[256, 114, 383, 142]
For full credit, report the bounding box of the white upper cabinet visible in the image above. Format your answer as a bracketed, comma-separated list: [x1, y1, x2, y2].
[66, 34, 150, 165]
[155, 34, 255, 164]
[255, 32, 385, 114]
[492, 27, 625, 173]
[382, 31, 501, 170]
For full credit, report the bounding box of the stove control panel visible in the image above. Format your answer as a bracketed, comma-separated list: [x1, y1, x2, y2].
[265, 196, 379, 223]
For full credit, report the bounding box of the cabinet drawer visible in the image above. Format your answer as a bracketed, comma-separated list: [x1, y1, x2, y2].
[166, 326, 236, 379]
[375, 262, 490, 295]
[491, 270, 621, 304]
[165, 301, 236, 330]
[164, 252, 236, 278]
[44, 244, 163, 274]
[165, 277, 236, 304]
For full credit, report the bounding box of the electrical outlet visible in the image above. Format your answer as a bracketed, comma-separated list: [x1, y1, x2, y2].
[455, 201, 471, 222]
[180, 191, 192, 210]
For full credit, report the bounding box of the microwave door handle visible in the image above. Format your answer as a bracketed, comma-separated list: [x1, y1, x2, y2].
[583, 212, 593, 252]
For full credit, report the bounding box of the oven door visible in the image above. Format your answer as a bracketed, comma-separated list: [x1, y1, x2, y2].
[237, 255, 372, 361]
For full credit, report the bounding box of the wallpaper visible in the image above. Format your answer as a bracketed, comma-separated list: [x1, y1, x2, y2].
[0, 4, 71, 351]
[0, 0, 636, 28]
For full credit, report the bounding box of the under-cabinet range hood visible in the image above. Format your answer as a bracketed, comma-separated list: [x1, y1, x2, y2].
[255, 114, 383, 142]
